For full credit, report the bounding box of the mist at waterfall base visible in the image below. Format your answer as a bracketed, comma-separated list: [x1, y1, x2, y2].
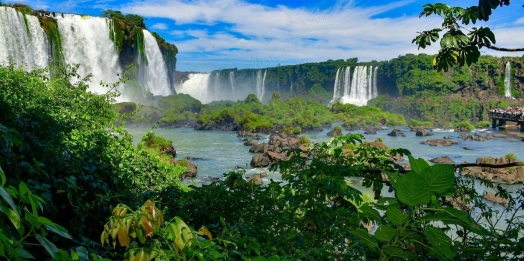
[330, 65, 378, 106]
[0, 7, 173, 102]
[176, 70, 269, 104]
[177, 66, 379, 106]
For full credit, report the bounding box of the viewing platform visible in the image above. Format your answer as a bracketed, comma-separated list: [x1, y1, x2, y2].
[489, 112, 524, 132]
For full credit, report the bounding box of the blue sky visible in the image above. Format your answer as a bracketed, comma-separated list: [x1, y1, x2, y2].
[7, 0, 524, 72]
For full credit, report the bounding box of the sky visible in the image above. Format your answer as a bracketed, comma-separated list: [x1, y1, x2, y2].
[6, 0, 524, 72]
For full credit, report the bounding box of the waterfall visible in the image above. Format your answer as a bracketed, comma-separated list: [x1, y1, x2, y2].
[139, 30, 172, 96]
[262, 70, 267, 101]
[336, 65, 378, 106]
[290, 78, 293, 93]
[372, 66, 378, 99]
[229, 71, 236, 99]
[0, 7, 50, 70]
[329, 68, 342, 105]
[256, 69, 266, 101]
[175, 73, 211, 103]
[57, 14, 122, 95]
[504, 62, 513, 98]
[213, 72, 220, 97]
[0, 7, 176, 102]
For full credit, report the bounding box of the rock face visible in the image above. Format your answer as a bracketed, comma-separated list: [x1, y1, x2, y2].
[463, 156, 524, 184]
[430, 156, 455, 164]
[421, 139, 460, 146]
[387, 129, 406, 137]
[175, 158, 198, 179]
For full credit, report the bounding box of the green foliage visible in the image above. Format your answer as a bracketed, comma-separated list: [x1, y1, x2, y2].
[334, 125, 343, 132]
[298, 135, 310, 147]
[456, 121, 475, 131]
[413, 1, 519, 71]
[292, 126, 301, 134]
[410, 119, 431, 127]
[474, 120, 491, 128]
[504, 152, 517, 161]
[0, 62, 186, 257]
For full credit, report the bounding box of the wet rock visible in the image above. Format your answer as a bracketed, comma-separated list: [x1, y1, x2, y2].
[363, 127, 378, 135]
[249, 143, 269, 153]
[463, 147, 473, 150]
[455, 126, 470, 132]
[327, 129, 343, 137]
[246, 172, 268, 185]
[430, 156, 455, 164]
[178, 159, 198, 179]
[421, 139, 460, 146]
[387, 128, 406, 137]
[415, 129, 434, 137]
[483, 192, 509, 206]
[244, 139, 258, 146]
[462, 156, 524, 184]
[250, 155, 270, 167]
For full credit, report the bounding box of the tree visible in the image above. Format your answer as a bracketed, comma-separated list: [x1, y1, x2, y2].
[413, 0, 524, 71]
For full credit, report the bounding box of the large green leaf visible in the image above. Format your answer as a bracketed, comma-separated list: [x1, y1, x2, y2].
[0, 186, 19, 216]
[424, 227, 455, 260]
[408, 156, 430, 174]
[386, 205, 408, 225]
[382, 245, 416, 259]
[396, 171, 431, 207]
[374, 225, 397, 242]
[425, 164, 455, 195]
[349, 229, 379, 251]
[35, 235, 58, 259]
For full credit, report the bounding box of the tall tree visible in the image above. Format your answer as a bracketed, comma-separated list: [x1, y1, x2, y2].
[413, 0, 524, 71]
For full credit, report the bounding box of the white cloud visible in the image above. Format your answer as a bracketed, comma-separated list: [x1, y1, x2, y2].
[515, 17, 524, 25]
[120, 0, 522, 72]
[151, 23, 168, 30]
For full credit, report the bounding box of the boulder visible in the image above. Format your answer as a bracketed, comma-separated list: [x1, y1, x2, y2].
[421, 139, 460, 146]
[250, 155, 270, 167]
[249, 143, 269, 153]
[387, 129, 406, 137]
[327, 129, 343, 137]
[179, 159, 198, 179]
[455, 126, 470, 132]
[266, 151, 288, 163]
[160, 144, 177, 158]
[244, 139, 258, 146]
[462, 147, 473, 150]
[462, 156, 524, 184]
[483, 192, 508, 206]
[246, 172, 268, 185]
[430, 156, 455, 164]
[363, 127, 378, 135]
[415, 129, 434, 137]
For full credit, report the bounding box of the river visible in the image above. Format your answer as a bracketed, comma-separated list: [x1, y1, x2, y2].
[126, 125, 524, 186]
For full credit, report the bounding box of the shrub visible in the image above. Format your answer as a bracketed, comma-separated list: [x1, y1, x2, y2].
[293, 127, 302, 134]
[456, 121, 474, 131]
[505, 152, 518, 161]
[334, 125, 343, 132]
[474, 121, 491, 128]
[298, 136, 311, 147]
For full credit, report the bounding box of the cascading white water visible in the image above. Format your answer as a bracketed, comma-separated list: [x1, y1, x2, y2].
[262, 70, 267, 101]
[176, 73, 211, 103]
[373, 67, 378, 99]
[337, 65, 378, 106]
[229, 71, 236, 98]
[139, 30, 172, 96]
[329, 68, 342, 105]
[213, 72, 220, 97]
[342, 67, 351, 97]
[57, 14, 122, 95]
[0, 7, 50, 69]
[256, 70, 266, 101]
[504, 62, 513, 98]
